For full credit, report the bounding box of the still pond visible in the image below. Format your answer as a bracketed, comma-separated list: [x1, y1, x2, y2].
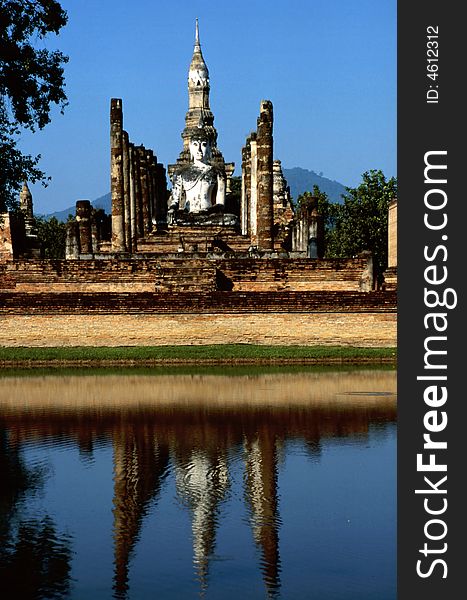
[0, 367, 396, 599]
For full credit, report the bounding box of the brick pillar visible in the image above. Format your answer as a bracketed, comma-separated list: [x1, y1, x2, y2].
[129, 143, 137, 251]
[110, 99, 125, 252]
[250, 134, 258, 243]
[65, 220, 80, 259]
[388, 199, 397, 269]
[256, 100, 274, 251]
[122, 130, 131, 253]
[91, 212, 100, 254]
[146, 149, 155, 228]
[241, 137, 251, 236]
[155, 163, 168, 227]
[76, 200, 93, 255]
[134, 148, 143, 238]
[138, 146, 150, 234]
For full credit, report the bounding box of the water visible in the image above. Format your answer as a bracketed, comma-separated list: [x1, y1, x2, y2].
[0, 368, 396, 599]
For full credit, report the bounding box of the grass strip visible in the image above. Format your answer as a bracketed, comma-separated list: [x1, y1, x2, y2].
[0, 344, 396, 363]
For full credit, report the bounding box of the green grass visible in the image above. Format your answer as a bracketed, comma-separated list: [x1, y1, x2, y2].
[0, 344, 396, 363]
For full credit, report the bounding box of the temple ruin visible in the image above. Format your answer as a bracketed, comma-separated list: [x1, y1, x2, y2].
[59, 22, 323, 262]
[0, 20, 396, 347]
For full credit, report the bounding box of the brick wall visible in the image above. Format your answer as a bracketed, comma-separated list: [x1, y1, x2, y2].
[0, 256, 372, 293]
[0, 290, 396, 347]
[0, 257, 396, 348]
[0, 312, 396, 348]
[0, 290, 396, 314]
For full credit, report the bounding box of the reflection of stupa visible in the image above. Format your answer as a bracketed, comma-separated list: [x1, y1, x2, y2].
[174, 449, 229, 590]
[0, 372, 397, 598]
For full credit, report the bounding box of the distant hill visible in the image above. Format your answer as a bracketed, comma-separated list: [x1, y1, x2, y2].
[43, 168, 347, 221]
[282, 167, 347, 204]
[44, 192, 111, 222]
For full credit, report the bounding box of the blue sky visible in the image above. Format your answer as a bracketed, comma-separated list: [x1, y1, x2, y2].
[21, 0, 396, 214]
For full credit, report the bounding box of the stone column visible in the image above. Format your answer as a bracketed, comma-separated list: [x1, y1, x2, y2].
[65, 220, 80, 259]
[255, 100, 274, 251]
[388, 198, 397, 270]
[138, 146, 150, 234]
[76, 200, 93, 255]
[292, 200, 324, 258]
[134, 148, 143, 239]
[241, 138, 251, 237]
[383, 198, 398, 290]
[91, 212, 100, 254]
[110, 99, 125, 252]
[146, 150, 155, 228]
[122, 131, 131, 253]
[129, 143, 137, 251]
[155, 163, 168, 227]
[19, 182, 34, 219]
[225, 163, 235, 194]
[249, 134, 258, 243]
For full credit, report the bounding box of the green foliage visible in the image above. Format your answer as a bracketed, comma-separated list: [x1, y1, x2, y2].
[298, 172, 397, 278]
[326, 170, 397, 276]
[0, 1, 68, 210]
[35, 215, 66, 258]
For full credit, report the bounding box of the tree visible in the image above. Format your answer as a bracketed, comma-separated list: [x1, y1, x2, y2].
[326, 170, 397, 278]
[35, 215, 66, 257]
[0, 0, 68, 211]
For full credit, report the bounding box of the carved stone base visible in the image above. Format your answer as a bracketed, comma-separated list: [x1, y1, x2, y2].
[170, 206, 239, 227]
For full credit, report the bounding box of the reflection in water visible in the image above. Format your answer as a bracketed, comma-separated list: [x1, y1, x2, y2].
[112, 430, 170, 598]
[0, 430, 73, 599]
[0, 517, 73, 599]
[244, 432, 282, 597]
[175, 450, 229, 592]
[0, 370, 396, 599]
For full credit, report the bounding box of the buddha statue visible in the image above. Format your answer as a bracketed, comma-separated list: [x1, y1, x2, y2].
[168, 130, 227, 224]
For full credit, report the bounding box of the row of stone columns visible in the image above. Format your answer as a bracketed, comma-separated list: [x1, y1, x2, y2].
[66, 200, 110, 258]
[110, 98, 167, 253]
[241, 101, 275, 252]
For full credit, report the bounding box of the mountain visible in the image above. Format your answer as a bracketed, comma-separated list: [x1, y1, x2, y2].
[282, 167, 347, 204]
[42, 169, 347, 221]
[43, 192, 111, 222]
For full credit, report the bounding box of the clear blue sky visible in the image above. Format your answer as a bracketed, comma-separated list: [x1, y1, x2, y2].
[21, 0, 396, 214]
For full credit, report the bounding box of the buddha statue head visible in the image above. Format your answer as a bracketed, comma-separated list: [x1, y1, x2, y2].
[188, 128, 212, 167]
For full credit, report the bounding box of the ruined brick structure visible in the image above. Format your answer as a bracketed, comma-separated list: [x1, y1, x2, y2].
[60, 22, 329, 263]
[292, 195, 325, 259]
[107, 98, 167, 255]
[383, 198, 397, 290]
[0, 20, 396, 347]
[0, 182, 41, 260]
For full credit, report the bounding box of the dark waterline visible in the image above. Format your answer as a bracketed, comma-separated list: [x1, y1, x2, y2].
[0, 369, 396, 599]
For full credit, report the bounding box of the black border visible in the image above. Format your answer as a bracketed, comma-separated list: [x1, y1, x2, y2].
[398, 3, 464, 597]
